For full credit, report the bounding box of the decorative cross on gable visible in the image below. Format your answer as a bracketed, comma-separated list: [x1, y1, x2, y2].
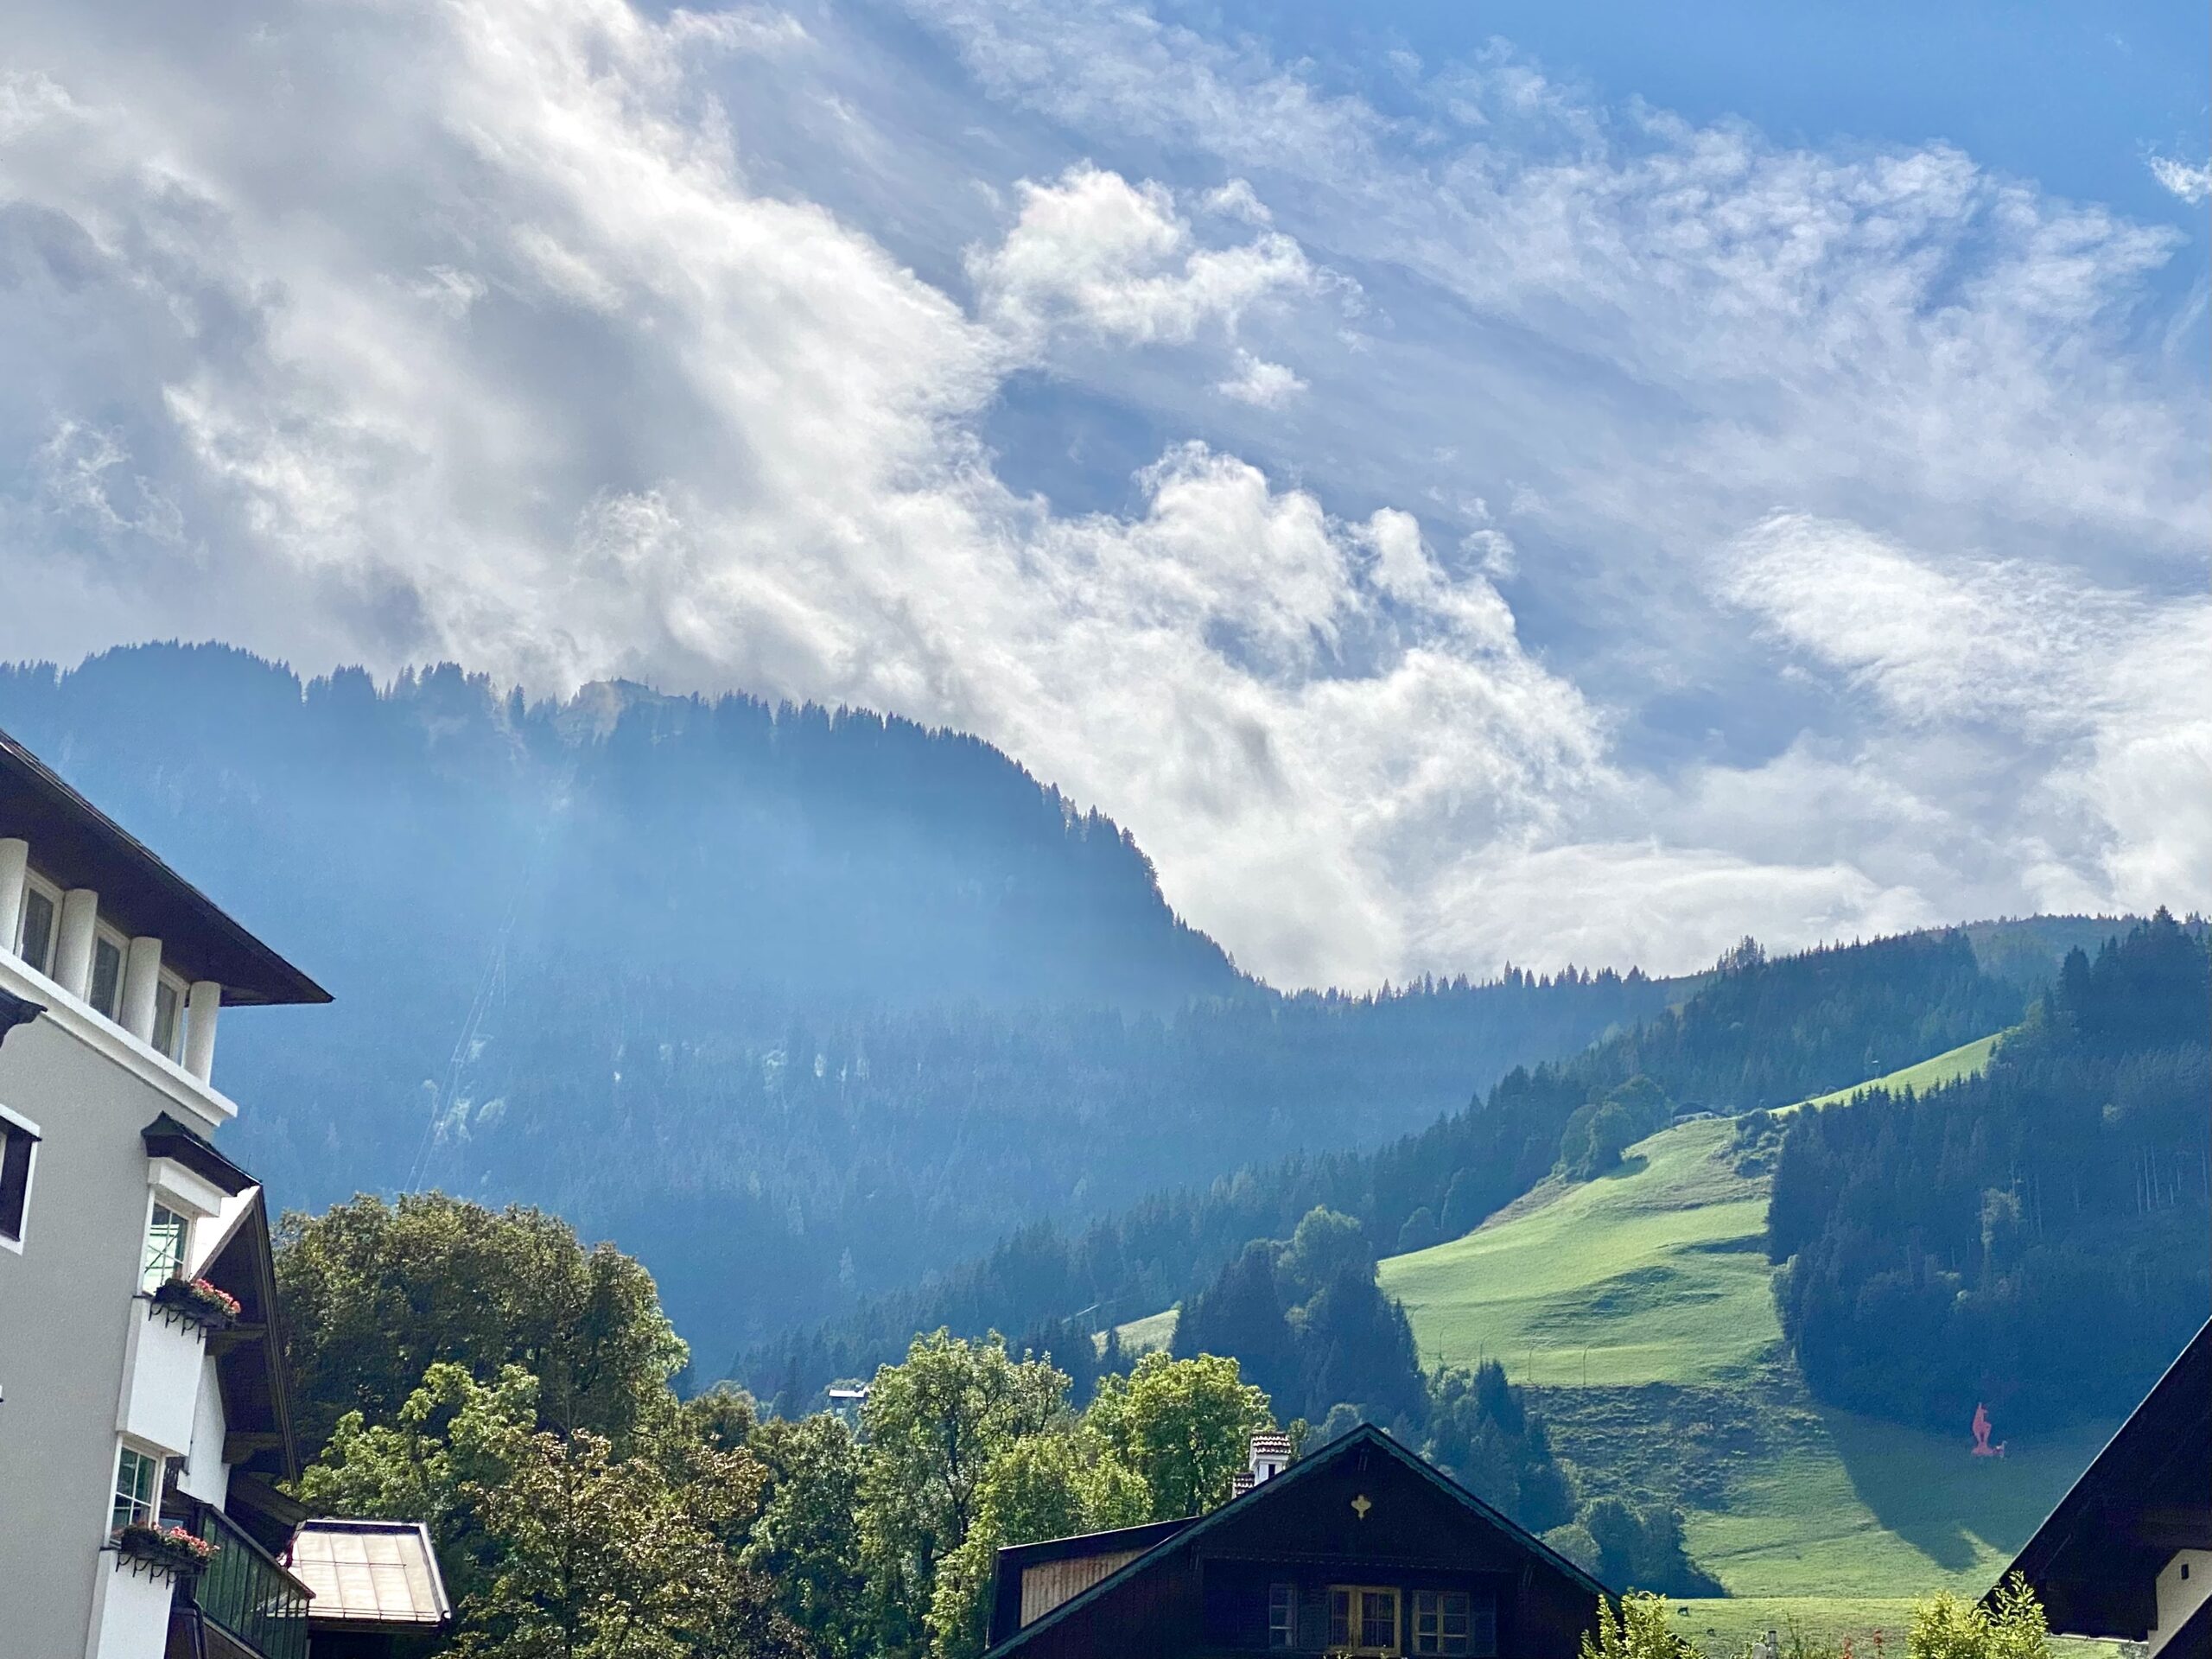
[1350, 1493, 1372, 1520]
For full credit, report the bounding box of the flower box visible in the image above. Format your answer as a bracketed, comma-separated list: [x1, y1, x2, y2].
[149, 1275, 241, 1332]
[113, 1522, 217, 1578]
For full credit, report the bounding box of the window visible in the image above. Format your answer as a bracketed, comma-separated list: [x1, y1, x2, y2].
[89, 927, 126, 1020]
[1268, 1582, 1296, 1649]
[111, 1443, 162, 1531]
[13, 879, 57, 976]
[152, 973, 186, 1060]
[1414, 1590, 1494, 1656]
[1330, 1586, 1401, 1656]
[143, 1202, 188, 1292]
[0, 1108, 38, 1248]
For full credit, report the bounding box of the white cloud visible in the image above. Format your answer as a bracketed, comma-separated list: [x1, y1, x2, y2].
[969, 162, 1319, 357]
[0, 0, 2203, 988]
[2149, 154, 2212, 205]
[1217, 350, 1305, 407]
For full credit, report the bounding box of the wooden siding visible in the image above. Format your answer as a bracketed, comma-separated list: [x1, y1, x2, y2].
[1020, 1550, 1146, 1627]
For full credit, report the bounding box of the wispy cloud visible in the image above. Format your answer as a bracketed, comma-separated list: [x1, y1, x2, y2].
[0, 0, 2202, 984]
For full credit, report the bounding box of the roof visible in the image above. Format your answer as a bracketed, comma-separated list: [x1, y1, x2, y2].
[0, 723, 328, 1007]
[1991, 1319, 2211, 1640]
[193, 1185, 301, 1484]
[287, 1520, 453, 1630]
[985, 1424, 1611, 1658]
[143, 1112, 257, 1196]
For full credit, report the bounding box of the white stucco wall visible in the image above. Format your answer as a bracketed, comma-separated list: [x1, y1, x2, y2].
[2148, 1551, 2212, 1658]
[118, 1306, 209, 1457]
[179, 1358, 230, 1508]
[0, 984, 226, 1659]
[86, 1557, 179, 1659]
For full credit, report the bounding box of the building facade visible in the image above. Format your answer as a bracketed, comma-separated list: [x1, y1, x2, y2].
[986, 1425, 1609, 1659]
[0, 724, 332, 1659]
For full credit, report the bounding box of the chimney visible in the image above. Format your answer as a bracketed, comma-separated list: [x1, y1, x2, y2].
[1248, 1432, 1293, 1486]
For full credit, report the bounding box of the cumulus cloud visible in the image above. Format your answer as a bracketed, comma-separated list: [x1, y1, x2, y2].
[969, 162, 1319, 358]
[1217, 350, 1306, 407]
[0, 0, 2204, 985]
[2149, 154, 2212, 205]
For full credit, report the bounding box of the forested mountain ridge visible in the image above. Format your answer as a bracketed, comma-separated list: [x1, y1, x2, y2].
[743, 921, 2082, 1400]
[0, 643, 1677, 1344]
[1770, 911, 2211, 1432]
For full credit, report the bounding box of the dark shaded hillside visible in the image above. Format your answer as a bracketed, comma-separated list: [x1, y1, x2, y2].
[1770, 912, 2211, 1432]
[0, 644, 1676, 1343]
[747, 926, 2040, 1400]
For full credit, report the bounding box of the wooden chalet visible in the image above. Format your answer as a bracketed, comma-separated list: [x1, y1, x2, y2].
[985, 1424, 1609, 1658]
[1993, 1319, 2209, 1659]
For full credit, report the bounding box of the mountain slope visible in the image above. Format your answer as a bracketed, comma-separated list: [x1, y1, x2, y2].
[743, 926, 2051, 1397]
[1382, 1113, 2111, 1598]
[0, 643, 1675, 1344]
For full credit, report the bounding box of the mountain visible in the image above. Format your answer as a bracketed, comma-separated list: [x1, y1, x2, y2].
[742, 919, 2100, 1398]
[0, 643, 1676, 1344]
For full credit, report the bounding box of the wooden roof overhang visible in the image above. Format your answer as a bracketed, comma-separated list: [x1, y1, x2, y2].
[0, 723, 327, 1006]
[1991, 1319, 2211, 1642]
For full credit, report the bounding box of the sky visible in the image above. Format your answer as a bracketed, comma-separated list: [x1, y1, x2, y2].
[1, 0, 2206, 989]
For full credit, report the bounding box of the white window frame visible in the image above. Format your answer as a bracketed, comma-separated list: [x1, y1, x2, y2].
[88, 920, 129, 1021]
[11, 869, 61, 977]
[151, 969, 189, 1062]
[111, 1439, 164, 1533]
[1329, 1585, 1402, 1657]
[141, 1196, 192, 1294]
[0, 1101, 39, 1254]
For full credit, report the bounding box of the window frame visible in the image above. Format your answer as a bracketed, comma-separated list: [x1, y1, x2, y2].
[1268, 1581, 1296, 1650]
[141, 1197, 191, 1293]
[111, 1440, 163, 1533]
[1413, 1588, 1485, 1656]
[1329, 1585, 1402, 1656]
[0, 1103, 40, 1252]
[88, 920, 129, 1021]
[12, 870, 60, 977]
[151, 969, 189, 1061]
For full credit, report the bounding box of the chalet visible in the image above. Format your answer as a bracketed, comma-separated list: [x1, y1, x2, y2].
[0, 725, 448, 1659]
[985, 1424, 1609, 1658]
[1993, 1319, 2209, 1659]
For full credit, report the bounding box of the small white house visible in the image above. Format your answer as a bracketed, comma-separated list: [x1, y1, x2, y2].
[0, 723, 334, 1659]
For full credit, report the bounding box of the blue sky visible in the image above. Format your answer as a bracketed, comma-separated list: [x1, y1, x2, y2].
[2, 0, 2206, 986]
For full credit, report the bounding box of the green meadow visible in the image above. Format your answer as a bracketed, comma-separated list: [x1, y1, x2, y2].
[1377, 1096, 2108, 1602]
[1780, 1032, 2003, 1116]
[1120, 1030, 2107, 1621]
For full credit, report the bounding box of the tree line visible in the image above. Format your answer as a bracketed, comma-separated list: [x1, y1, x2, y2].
[0, 641, 1677, 1348]
[748, 926, 2042, 1402]
[276, 1192, 1699, 1659]
[1766, 911, 2211, 1431]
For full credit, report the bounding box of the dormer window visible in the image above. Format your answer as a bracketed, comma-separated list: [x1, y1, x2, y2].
[142, 1201, 189, 1292]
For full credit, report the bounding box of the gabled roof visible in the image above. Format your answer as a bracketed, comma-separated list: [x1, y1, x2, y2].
[0, 722, 328, 1006]
[984, 1424, 1611, 1658]
[1992, 1319, 2211, 1638]
[194, 1186, 300, 1484]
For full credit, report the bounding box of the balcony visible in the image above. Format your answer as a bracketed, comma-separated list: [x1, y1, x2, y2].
[183, 1503, 312, 1659]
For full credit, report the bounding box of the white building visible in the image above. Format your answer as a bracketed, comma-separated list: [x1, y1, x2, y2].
[0, 723, 335, 1659]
